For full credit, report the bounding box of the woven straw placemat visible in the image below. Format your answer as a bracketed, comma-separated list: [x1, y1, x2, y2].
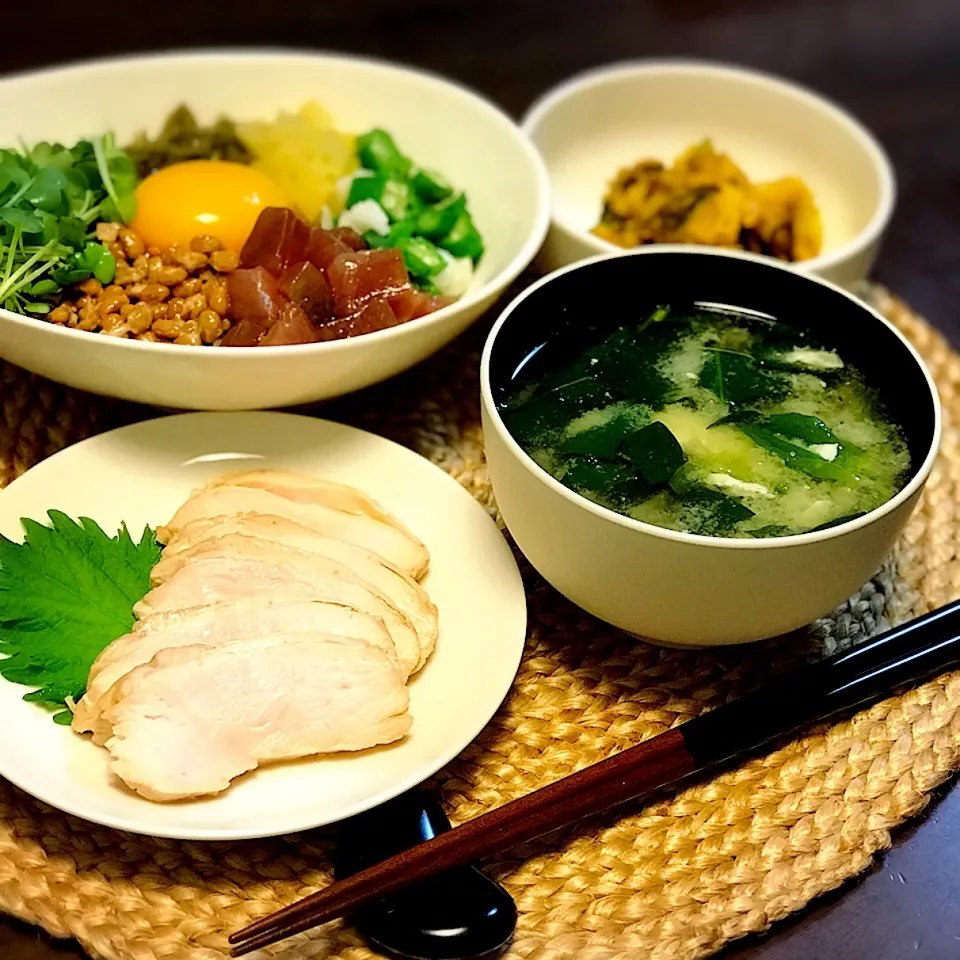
[0, 283, 958, 960]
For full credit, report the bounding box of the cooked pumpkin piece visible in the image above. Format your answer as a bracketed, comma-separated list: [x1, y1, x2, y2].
[593, 140, 822, 263]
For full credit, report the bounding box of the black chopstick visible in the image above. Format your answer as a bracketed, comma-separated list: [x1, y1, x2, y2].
[229, 598, 960, 956]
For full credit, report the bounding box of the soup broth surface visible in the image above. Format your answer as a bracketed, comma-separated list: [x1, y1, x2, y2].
[501, 305, 910, 538]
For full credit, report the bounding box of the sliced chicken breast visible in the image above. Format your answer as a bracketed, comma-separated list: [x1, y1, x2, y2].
[133, 545, 421, 675]
[73, 598, 394, 744]
[158, 481, 428, 579]
[103, 634, 410, 802]
[209, 470, 417, 536]
[153, 523, 438, 669]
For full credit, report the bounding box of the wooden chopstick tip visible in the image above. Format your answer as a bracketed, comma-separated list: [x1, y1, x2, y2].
[229, 926, 278, 955]
[229, 914, 319, 957]
[228, 916, 276, 945]
[228, 916, 284, 954]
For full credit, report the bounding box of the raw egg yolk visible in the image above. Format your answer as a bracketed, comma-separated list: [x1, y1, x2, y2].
[131, 160, 289, 253]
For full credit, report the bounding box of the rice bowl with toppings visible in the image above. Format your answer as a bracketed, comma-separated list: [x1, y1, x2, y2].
[0, 50, 550, 409]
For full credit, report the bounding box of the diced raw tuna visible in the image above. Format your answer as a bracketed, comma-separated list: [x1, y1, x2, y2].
[329, 227, 368, 252]
[416, 293, 455, 317]
[306, 228, 352, 274]
[240, 208, 310, 276]
[227, 266, 285, 327]
[278, 261, 334, 324]
[314, 298, 401, 341]
[388, 287, 456, 323]
[220, 318, 267, 347]
[386, 285, 416, 323]
[261, 303, 322, 346]
[328, 249, 410, 318]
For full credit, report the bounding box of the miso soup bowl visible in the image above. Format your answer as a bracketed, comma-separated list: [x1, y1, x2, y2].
[480, 248, 940, 647]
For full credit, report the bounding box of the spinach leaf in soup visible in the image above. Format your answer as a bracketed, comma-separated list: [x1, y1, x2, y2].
[597, 347, 673, 407]
[502, 304, 911, 539]
[697, 348, 784, 404]
[502, 376, 614, 447]
[560, 415, 633, 459]
[588, 318, 679, 408]
[809, 512, 867, 532]
[677, 488, 756, 535]
[621, 422, 685, 485]
[733, 415, 862, 483]
[747, 523, 793, 539]
[563, 456, 636, 494]
[766, 413, 836, 443]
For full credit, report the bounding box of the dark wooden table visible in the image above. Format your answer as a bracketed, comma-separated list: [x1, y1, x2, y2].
[1, 1, 959, 957]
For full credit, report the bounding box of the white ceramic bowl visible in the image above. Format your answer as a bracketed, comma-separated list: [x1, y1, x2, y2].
[480, 248, 940, 647]
[522, 60, 895, 289]
[0, 50, 550, 411]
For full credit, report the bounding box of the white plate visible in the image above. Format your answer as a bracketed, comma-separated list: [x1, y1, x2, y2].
[0, 412, 527, 840]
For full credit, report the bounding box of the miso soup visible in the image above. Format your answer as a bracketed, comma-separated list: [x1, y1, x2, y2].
[500, 304, 910, 538]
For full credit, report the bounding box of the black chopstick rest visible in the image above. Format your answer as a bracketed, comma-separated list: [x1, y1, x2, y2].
[335, 789, 517, 960]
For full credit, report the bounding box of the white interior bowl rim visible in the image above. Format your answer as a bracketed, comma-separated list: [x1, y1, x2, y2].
[0, 47, 551, 358]
[480, 245, 941, 551]
[520, 58, 896, 278]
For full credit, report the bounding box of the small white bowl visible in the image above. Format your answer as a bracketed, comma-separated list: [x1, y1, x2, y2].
[480, 248, 940, 647]
[522, 60, 895, 289]
[0, 50, 550, 411]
